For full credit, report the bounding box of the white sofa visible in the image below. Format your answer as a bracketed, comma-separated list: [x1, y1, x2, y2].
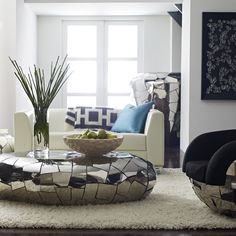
[14, 108, 164, 166]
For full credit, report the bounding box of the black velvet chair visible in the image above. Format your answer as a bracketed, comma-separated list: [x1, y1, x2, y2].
[182, 129, 236, 217]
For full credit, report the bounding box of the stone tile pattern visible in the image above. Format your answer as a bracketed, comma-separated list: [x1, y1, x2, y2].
[0, 152, 156, 205]
[190, 177, 236, 217]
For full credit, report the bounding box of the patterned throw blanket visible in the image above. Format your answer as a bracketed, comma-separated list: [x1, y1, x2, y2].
[65, 106, 120, 131]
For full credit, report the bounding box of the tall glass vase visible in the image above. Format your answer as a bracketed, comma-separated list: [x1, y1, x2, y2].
[34, 107, 49, 158]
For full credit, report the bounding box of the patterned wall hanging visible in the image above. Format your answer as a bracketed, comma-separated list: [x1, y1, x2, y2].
[201, 12, 236, 100]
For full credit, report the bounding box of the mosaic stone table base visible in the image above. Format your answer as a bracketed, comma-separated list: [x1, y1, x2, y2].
[0, 152, 156, 205]
[190, 177, 236, 217]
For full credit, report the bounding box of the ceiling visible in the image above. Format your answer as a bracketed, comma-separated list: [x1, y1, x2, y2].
[26, 2, 179, 16]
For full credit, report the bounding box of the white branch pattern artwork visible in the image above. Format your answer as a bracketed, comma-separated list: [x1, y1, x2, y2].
[202, 13, 236, 100]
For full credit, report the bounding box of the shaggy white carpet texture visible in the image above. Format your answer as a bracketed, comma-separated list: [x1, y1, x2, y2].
[0, 168, 236, 229]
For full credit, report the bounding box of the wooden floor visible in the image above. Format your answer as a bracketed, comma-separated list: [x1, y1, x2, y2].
[1, 228, 236, 236]
[164, 146, 180, 168]
[1, 146, 236, 236]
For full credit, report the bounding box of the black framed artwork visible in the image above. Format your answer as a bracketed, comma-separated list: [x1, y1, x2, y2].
[201, 12, 236, 100]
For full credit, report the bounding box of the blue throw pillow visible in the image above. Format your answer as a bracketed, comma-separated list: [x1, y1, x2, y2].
[111, 102, 154, 133]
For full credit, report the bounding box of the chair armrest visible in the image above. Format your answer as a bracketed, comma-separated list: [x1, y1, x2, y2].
[14, 111, 34, 153]
[144, 109, 164, 166]
[182, 129, 236, 172]
[206, 140, 236, 185]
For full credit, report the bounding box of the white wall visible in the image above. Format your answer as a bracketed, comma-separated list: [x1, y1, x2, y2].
[37, 15, 172, 108]
[16, 0, 37, 112]
[181, 0, 236, 152]
[0, 0, 37, 134]
[0, 0, 17, 134]
[180, 0, 191, 151]
[170, 18, 181, 72]
[25, 0, 182, 3]
[143, 16, 171, 73]
[37, 16, 63, 108]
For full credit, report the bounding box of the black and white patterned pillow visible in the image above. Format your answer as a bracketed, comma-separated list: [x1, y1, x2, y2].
[65, 108, 76, 126]
[65, 106, 119, 130]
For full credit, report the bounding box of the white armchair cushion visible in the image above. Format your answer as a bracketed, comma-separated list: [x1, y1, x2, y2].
[117, 133, 146, 151]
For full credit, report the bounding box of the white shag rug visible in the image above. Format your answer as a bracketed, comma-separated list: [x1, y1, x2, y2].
[0, 168, 236, 229]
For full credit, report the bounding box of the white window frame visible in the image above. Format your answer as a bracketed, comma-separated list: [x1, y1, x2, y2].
[62, 19, 144, 108]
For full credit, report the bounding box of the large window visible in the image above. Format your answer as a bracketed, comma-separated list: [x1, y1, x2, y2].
[63, 20, 143, 108]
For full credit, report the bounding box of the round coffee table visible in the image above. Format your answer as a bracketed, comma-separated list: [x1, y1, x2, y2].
[0, 151, 156, 205]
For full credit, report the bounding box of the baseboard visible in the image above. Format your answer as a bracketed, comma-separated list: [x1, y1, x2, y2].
[180, 148, 185, 168]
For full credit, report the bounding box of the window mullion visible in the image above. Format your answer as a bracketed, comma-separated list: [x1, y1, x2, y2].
[67, 57, 97, 61]
[62, 21, 68, 108]
[67, 93, 96, 96]
[137, 21, 144, 73]
[107, 58, 138, 61]
[103, 21, 109, 107]
[108, 93, 130, 96]
[96, 21, 105, 107]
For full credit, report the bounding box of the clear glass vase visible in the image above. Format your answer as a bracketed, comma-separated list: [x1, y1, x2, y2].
[34, 107, 49, 159]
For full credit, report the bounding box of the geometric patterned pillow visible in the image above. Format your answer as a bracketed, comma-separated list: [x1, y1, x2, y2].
[65, 107, 76, 127]
[65, 106, 120, 131]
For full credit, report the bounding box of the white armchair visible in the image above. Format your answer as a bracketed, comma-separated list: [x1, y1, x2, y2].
[14, 108, 164, 166]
